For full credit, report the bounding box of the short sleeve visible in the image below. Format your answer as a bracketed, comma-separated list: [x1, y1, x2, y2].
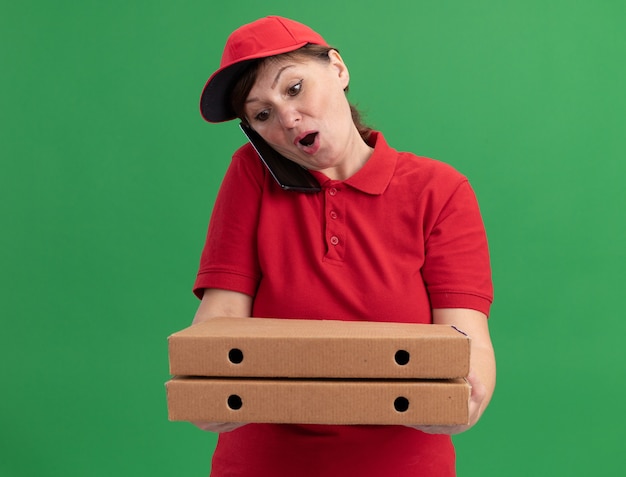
[192, 145, 265, 299]
[422, 180, 493, 316]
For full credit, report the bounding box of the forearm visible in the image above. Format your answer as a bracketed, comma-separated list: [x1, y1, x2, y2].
[467, 335, 496, 420]
[192, 288, 253, 324]
[189, 288, 253, 433]
[413, 308, 496, 434]
[432, 307, 495, 392]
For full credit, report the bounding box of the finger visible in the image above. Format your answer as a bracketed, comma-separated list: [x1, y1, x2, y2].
[191, 421, 245, 433]
[407, 424, 469, 435]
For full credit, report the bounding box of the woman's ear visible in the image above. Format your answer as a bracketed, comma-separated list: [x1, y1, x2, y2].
[328, 49, 350, 90]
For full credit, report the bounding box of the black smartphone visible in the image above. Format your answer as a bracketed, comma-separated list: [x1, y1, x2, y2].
[239, 123, 321, 193]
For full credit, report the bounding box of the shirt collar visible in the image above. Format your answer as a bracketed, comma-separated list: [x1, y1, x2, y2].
[310, 131, 397, 195]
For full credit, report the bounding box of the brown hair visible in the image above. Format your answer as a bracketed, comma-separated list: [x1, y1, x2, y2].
[230, 44, 373, 142]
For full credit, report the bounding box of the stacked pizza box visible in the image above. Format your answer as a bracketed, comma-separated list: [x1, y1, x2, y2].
[166, 317, 471, 426]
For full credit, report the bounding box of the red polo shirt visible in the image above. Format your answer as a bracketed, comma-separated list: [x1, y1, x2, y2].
[193, 131, 493, 476]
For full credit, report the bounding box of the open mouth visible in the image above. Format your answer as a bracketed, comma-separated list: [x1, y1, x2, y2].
[298, 132, 318, 147]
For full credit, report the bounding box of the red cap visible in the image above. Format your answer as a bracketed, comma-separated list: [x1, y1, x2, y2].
[200, 16, 329, 123]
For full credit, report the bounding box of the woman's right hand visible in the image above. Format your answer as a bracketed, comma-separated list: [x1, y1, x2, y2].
[191, 421, 247, 433]
[188, 290, 254, 434]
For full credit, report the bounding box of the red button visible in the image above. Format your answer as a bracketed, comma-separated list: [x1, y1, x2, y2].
[330, 236, 339, 246]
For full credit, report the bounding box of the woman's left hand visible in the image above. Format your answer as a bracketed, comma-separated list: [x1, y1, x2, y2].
[408, 369, 487, 435]
[407, 308, 496, 435]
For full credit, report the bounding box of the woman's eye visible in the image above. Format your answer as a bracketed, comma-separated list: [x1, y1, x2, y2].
[255, 110, 270, 122]
[287, 81, 302, 96]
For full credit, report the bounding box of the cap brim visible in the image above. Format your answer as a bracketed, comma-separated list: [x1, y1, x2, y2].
[200, 61, 253, 123]
[199, 40, 315, 123]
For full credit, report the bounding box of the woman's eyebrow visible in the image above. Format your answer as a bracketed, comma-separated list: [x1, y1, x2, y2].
[246, 64, 296, 104]
[271, 65, 295, 88]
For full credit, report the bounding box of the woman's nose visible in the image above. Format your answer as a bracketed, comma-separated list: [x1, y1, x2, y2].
[277, 106, 300, 129]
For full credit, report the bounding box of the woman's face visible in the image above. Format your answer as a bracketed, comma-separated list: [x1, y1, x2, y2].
[244, 50, 366, 180]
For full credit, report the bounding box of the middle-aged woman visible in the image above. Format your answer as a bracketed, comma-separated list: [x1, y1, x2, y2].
[190, 15, 496, 477]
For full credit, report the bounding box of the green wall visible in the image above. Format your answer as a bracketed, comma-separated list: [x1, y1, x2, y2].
[2, 1, 624, 475]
